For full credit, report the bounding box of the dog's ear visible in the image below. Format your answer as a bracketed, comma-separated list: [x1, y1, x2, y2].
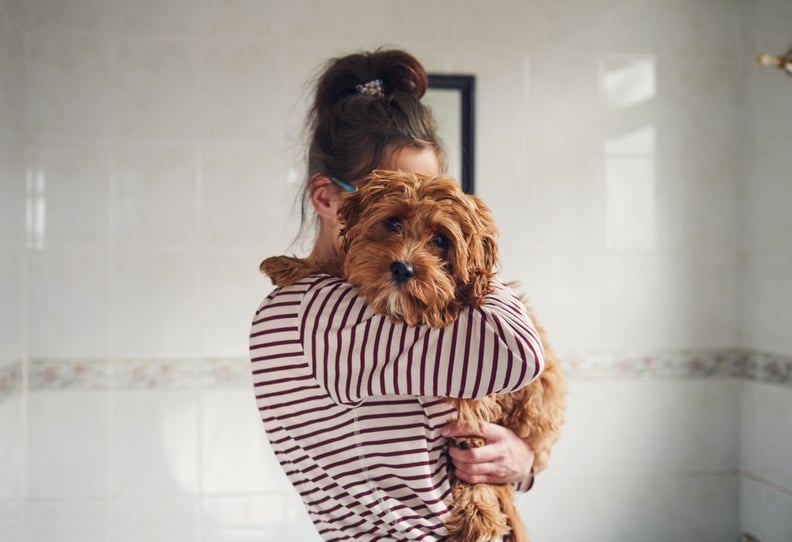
[336, 188, 364, 253]
[415, 175, 499, 304]
[459, 194, 499, 304]
[337, 170, 413, 250]
[335, 171, 386, 234]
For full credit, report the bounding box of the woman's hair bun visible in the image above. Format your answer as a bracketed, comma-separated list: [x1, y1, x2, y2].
[370, 48, 428, 99]
[312, 48, 428, 116]
[299, 48, 443, 244]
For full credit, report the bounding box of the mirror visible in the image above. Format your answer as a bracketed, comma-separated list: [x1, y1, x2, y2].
[425, 74, 476, 194]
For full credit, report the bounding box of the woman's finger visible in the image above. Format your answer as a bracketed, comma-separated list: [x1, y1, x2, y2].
[453, 461, 511, 484]
[447, 441, 503, 464]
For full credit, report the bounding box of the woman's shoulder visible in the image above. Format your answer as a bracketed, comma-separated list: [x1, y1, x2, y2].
[253, 273, 353, 324]
[264, 273, 351, 303]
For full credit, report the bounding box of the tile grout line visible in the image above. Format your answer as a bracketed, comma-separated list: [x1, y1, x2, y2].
[740, 470, 792, 498]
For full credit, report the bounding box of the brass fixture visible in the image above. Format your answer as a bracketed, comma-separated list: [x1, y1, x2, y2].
[756, 47, 792, 76]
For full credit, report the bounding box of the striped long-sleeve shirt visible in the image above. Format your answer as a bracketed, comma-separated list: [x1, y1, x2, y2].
[250, 274, 545, 541]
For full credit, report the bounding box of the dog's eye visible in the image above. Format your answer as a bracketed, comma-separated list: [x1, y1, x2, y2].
[384, 216, 402, 233]
[431, 234, 449, 249]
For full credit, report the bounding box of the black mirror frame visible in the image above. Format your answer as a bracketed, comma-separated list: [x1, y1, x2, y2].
[427, 74, 476, 194]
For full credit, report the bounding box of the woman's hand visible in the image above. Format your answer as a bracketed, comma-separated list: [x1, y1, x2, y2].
[442, 421, 535, 485]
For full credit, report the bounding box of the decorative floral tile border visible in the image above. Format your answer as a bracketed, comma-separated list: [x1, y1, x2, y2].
[560, 349, 749, 380]
[0, 349, 789, 401]
[28, 359, 113, 390]
[26, 357, 251, 391]
[742, 351, 792, 386]
[0, 362, 22, 401]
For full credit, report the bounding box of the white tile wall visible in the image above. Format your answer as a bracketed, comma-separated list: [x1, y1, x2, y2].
[0, 4, 25, 139]
[550, 379, 740, 478]
[201, 495, 295, 542]
[0, 138, 25, 251]
[110, 496, 200, 542]
[26, 500, 110, 542]
[1, 4, 27, 540]
[0, 253, 24, 364]
[0, 500, 25, 542]
[739, 0, 792, 534]
[198, 253, 272, 358]
[0, 0, 26, 373]
[603, 251, 741, 351]
[198, 143, 299, 253]
[111, 251, 201, 359]
[25, 29, 114, 142]
[741, 382, 792, 497]
[491, 152, 605, 254]
[16, 0, 753, 362]
[742, 253, 792, 356]
[197, 41, 284, 143]
[27, 248, 110, 359]
[500, 250, 606, 354]
[664, 155, 742, 252]
[740, 475, 792, 542]
[113, 390, 200, 496]
[521, 473, 739, 542]
[26, 143, 112, 249]
[27, 391, 113, 499]
[0, 396, 24, 500]
[521, 380, 742, 542]
[199, 390, 290, 494]
[2, 0, 791, 540]
[114, 38, 202, 142]
[743, 149, 792, 253]
[23, 0, 116, 36]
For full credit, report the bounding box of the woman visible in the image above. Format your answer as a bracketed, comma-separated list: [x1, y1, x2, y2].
[251, 48, 541, 541]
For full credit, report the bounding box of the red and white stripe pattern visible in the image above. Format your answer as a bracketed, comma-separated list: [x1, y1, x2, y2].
[250, 275, 544, 541]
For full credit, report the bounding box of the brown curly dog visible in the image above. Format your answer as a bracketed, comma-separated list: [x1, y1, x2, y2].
[260, 170, 566, 542]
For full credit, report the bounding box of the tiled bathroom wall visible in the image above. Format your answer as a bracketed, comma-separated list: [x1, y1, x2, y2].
[1, 0, 791, 541]
[739, 0, 792, 539]
[0, 0, 26, 539]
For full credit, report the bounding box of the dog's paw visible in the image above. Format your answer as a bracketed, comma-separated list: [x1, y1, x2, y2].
[449, 436, 486, 450]
[260, 256, 310, 286]
[260, 256, 343, 286]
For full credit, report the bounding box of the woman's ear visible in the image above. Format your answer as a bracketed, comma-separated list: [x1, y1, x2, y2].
[309, 174, 340, 220]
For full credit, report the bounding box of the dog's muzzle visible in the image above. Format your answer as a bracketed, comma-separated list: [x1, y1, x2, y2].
[390, 261, 415, 285]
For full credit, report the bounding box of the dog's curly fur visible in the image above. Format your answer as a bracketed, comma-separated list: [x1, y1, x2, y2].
[260, 170, 566, 542]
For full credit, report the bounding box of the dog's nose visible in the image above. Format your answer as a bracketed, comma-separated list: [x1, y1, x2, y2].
[390, 261, 415, 284]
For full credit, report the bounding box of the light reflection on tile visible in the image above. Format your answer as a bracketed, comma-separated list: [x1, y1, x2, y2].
[114, 390, 200, 496]
[605, 157, 657, 251]
[601, 56, 657, 109]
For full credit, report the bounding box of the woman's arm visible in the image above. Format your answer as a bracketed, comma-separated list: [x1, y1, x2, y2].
[299, 275, 544, 406]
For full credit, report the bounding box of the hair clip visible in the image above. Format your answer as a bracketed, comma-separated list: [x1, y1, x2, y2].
[355, 79, 384, 97]
[329, 176, 356, 192]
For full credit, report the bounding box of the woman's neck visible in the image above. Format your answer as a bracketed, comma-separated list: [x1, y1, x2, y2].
[308, 223, 341, 263]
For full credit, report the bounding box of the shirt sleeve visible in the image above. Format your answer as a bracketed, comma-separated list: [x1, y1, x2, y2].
[299, 275, 545, 407]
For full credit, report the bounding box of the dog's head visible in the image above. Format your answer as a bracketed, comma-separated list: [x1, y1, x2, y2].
[337, 170, 499, 327]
